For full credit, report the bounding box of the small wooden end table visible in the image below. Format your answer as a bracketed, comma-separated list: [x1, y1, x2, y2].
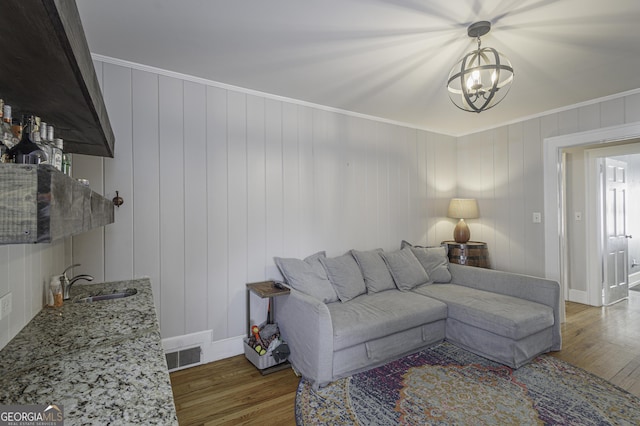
[441, 241, 490, 268]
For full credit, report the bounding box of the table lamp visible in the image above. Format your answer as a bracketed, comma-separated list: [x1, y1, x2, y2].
[447, 198, 479, 243]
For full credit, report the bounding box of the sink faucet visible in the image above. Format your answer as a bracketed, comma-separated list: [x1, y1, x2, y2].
[60, 264, 94, 300]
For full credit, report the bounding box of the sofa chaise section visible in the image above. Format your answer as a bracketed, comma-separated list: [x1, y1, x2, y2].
[412, 264, 560, 368]
[448, 263, 562, 352]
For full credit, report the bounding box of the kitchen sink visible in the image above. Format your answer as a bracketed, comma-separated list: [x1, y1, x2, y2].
[74, 288, 138, 303]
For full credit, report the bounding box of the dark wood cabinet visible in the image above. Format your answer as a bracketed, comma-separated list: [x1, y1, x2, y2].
[0, 0, 114, 157]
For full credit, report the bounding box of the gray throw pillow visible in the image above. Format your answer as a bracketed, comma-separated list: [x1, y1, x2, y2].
[379, 247, 430, 291]
[351, 249, 395, 293]
[319, 253, 367, 302]
[401, 240, 452, 283]
[410, 246, 452, 283]
[274, 251, 338, 303]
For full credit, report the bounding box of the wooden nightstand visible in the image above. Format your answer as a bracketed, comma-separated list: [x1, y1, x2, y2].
[441, 241, 490, 268]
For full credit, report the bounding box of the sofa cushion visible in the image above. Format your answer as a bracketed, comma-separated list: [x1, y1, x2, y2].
[274, 252, 338, 303]
[401, 240, 451, 283]
[413, 284, 554, 340]
[379, 247, 430, 291]
[327, 291, 447, 351]
[320, 253, 367, 302]
[351, 249, 395, 293]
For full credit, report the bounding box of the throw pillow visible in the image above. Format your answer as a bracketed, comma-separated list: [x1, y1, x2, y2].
[379, 247, 430, 291]
[319, 253, 367, 302]
[401, 240, 452, 283]
[274, 251, 339, 303]
[351, 249, 395, 293]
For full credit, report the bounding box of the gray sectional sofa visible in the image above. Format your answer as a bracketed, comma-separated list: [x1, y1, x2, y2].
[274, 243, 562, 389]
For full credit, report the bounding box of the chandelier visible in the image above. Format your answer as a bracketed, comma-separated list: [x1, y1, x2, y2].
[447, 21, 514, 113]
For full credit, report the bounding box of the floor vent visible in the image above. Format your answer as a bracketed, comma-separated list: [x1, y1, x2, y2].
[166, 346, 202, 371]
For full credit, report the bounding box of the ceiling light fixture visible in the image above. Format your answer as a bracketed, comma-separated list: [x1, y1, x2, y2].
[447, 21, 514, 113]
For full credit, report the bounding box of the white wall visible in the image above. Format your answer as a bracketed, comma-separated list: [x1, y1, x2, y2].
[0, 239, 70, 349]
[564, 147, 588, 292]
[457, 93, 640, 287]
[71, 58, 457, 360]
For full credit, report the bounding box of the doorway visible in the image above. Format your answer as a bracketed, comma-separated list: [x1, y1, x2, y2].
[567, 143, 640, 306]
[543, 122, 640, 313]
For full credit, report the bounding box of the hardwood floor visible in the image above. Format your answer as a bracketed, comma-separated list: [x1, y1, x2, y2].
[550, 289, 640, 397]
[170, 291, 640, 425]
[170, 355, 299, 425]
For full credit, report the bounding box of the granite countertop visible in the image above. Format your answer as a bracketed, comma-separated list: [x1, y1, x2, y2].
[0, 278, 178, 425]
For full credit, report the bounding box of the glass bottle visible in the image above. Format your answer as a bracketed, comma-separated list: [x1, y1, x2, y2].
[7, 115, 45, 164]
[0, 119, 11, 162]
[49, 275, 63, 307]
[51, 138, 63, 171]
[0, 137, 6, 163]
[62, 153, 71, 176]
[10, 118, 22, 147]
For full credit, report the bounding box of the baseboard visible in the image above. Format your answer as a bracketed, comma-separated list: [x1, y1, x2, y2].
[630, 271, 640, 287]
[162, 331, 245, 372]
[568, 289, 588, 304]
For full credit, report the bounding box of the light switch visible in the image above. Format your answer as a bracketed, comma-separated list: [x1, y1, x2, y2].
[575, 212, 582, 221]
[532, 212, 542, 223]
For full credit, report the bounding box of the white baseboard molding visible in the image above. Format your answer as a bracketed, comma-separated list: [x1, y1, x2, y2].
[568, 288, 589, 305]
[201, 335, 245, 364]
[162, 331, 245, 370]
[630, 271, 640, 287]
[162, 330, 213, 353]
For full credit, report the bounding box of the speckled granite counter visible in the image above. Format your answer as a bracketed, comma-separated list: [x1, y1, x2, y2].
[0, 278, 178, 425]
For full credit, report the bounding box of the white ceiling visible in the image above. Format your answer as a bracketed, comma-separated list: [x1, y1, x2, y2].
[76, 0, 640, 136]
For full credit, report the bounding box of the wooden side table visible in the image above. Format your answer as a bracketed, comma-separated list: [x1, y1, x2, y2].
[441, 241, 490, 268]
[246, 280, 289, 332]
[245, 280, 290, 374]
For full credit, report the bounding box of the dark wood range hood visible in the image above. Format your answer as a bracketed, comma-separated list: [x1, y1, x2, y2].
[0, 0, 114, 157]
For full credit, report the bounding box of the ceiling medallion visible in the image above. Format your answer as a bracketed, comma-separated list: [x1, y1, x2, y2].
[447, 21, 514, 113]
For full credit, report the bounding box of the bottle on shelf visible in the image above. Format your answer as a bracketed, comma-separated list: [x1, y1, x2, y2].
[10, 118, 22, 146]
[62, 153, 71, 176]
[2, 101, 12, 125]
[0, 100, 14, 162]
[7, 115, 46, 164]
[51, 138, 63, 171]
[0, 137, 6, 164]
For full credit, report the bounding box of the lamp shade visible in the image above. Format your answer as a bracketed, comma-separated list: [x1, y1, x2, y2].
[447, 198, 479, 219]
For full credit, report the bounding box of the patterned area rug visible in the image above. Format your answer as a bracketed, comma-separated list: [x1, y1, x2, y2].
[295, 342, 640, 425]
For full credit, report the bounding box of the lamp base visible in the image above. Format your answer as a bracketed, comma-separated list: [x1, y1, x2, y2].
[453, 219, 471, 243]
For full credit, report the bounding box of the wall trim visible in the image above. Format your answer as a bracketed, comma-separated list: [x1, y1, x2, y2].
[162, 331, 245, 368]
[92, 54, 640, 139]
[568, 289, 588, 305]
[91, 53, 439, 135]
[455, 88, 640, 137]
[162, 330, 212, 353]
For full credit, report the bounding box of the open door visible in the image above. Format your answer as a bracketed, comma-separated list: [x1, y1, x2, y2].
[602, 158, 630, 305]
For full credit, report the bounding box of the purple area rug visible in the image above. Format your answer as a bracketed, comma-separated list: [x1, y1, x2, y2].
[295, 342, 640, 425]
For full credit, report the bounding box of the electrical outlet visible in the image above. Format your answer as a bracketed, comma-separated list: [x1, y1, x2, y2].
[0, 292, 12, 320]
